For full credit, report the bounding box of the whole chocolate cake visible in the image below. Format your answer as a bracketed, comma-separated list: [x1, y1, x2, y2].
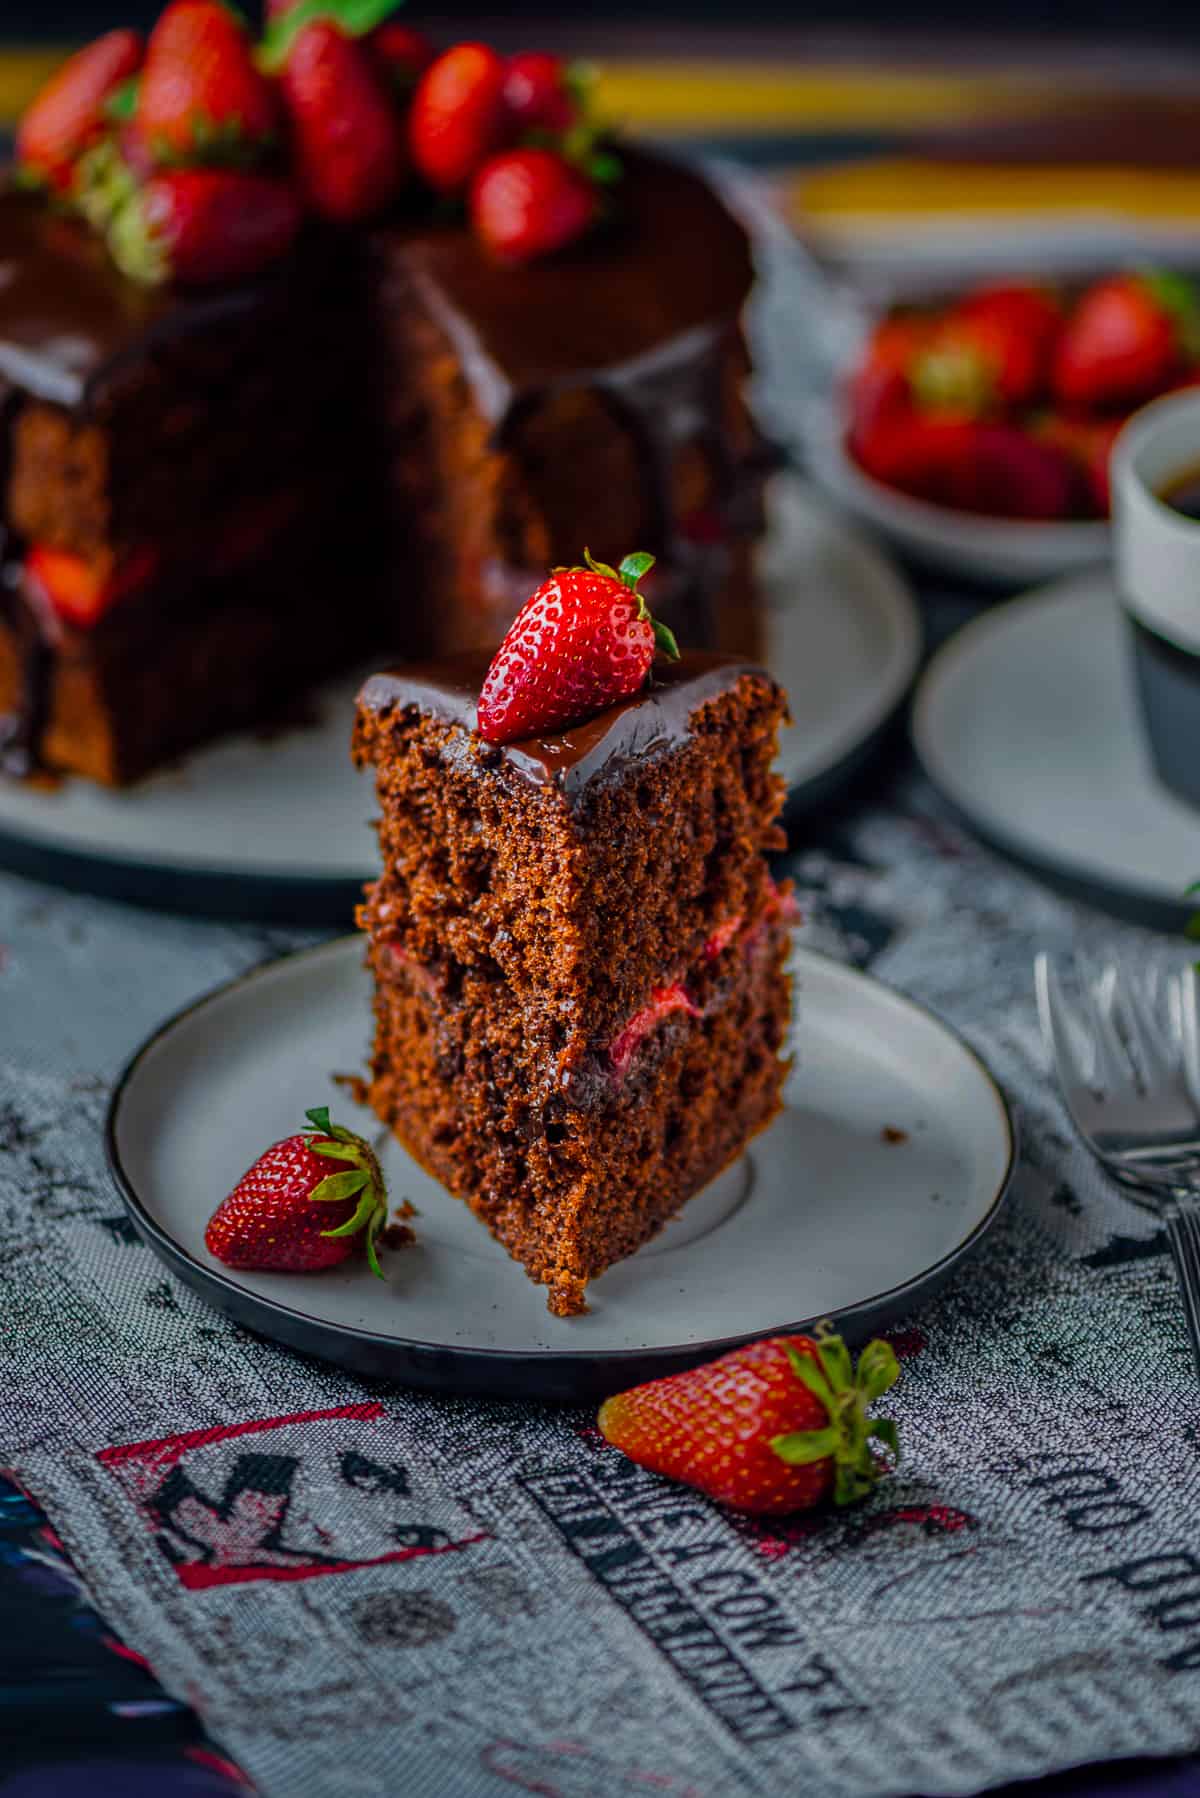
[0, 13, 771, 786]
[353, 648, 792, 1316]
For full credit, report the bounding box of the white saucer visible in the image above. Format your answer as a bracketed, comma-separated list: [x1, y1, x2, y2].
[0, 475, 919, 921]
[914, 569, 1200, 926]
[106, 935, 1014, 1401]
[805, 402, 1110, 587]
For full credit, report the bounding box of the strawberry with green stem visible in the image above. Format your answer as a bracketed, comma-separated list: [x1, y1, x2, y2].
[599, 1321, 901, 1514]
[205, 1105, 390, 1277]
[1053, 271, 1200, 411]
[108, 166, 303, 286]
[478, 550, 679, 746]
[135, 0, 280, 169]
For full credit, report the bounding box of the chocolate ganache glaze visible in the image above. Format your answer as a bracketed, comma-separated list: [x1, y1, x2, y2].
[358, 649, 767, 799]
[380, 149, 777, 631]
[0, 148, 770, 777]
[0, 186, 271, 411]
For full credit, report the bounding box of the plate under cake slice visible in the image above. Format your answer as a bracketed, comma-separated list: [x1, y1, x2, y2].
[353, 650, 793, 1316]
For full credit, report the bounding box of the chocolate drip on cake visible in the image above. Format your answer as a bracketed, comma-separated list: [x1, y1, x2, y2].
[0, 377, 43, 778]
[390, 152, 771, 648]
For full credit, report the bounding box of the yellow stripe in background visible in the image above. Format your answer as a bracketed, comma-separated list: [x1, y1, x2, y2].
[788, 159, 1200, 226]
[0, 48, 69, 125]
[0, 45, 1103, 134]
[593, 62, 1066, 134]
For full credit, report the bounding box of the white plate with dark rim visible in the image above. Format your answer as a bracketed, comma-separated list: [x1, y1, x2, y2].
[913, 568, 1200, 931]
[0, 475, 919, 923]
[105, 935, 1015, 1402]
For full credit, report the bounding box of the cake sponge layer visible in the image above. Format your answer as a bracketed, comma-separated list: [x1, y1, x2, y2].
[365, 913, 792, 1315]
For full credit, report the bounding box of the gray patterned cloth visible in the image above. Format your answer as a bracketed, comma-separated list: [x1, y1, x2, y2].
[2, 767, 1199, 1798]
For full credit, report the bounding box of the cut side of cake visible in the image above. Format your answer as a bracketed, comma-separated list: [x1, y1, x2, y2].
[0, 196, 377, 783]
[353, 651, 792, 1316]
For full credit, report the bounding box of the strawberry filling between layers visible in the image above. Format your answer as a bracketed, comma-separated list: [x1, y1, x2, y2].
[379, 879, 799, 1097]
[14, 494, 312, 635]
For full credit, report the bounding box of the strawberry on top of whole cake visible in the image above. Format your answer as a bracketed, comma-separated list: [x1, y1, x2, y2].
[0, 2, 770, 786]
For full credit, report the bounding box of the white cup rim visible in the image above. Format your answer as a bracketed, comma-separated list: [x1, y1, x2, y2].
[1111, 387, 1200, 534]
[1112, 387, 1200, 655]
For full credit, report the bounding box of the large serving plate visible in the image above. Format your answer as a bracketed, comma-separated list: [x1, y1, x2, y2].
[106, 935, 1015, 1402]
[913, 568, 1200, 929]
[0, 474, 919, 921]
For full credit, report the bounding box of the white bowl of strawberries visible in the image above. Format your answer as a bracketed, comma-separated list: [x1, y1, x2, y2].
[806, 273, 1200, 585]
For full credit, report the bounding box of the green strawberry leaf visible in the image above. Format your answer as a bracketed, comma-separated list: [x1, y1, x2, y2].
[565, 60, 597, 109]
[868, 1417, 902, 1463]
[305, 1105, 333, 1135]
[774, 1325, 902, 1508]
[853, 1338, 900, 1401]
[783, 1341, 837, 1412]
[104, 76, 140, 123]
[309, 1169, 371, 1203]
[618, 551, 656, 589]
[814, 1329, 855, 1394]
[1141, 267, 1198, 324]
[581, 546, 619, 582]
[589, 150, 623, 186]
[366, 1206, 386, 1280]
[769, 1424, 840, 1465]
[308, 1139, 365, 1162]
[1140, 268, 1200, 359]
[321, 1188, 381, 1239]
[260, 0, 402, 73]
[651, 618, 680, 661]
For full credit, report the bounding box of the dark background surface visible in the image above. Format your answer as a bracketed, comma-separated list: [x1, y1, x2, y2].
[4, 2, 1199, 38]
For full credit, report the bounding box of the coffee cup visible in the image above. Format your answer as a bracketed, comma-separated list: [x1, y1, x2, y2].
[1112, 389, 1200, 810]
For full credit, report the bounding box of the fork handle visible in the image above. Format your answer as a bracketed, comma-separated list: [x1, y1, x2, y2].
[1164, 1196, 1200, 1382]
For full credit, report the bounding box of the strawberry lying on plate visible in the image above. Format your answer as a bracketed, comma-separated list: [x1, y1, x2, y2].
[844, 270, 1200, 522]
[206, 1106, 392, 1278]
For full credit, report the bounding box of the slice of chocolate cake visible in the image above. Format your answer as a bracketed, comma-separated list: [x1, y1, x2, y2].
[353, 650, 792, 1316]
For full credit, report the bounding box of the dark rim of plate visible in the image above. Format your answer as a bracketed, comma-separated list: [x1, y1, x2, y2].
[104, 936, 1018, 1374]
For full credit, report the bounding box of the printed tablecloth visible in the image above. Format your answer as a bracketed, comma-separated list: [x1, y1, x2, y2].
[2, 751, 1200, 1798]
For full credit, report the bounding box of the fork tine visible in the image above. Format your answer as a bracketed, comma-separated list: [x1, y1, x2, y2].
[1176, 969, 1200, 1112]
[1110, 962, 1179, 1092]
[1035, 953, 1094, 1101]
[1076, 959, 1135, 1095]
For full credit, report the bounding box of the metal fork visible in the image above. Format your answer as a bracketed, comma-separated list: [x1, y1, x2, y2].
[1035, 952, 1200, 1378]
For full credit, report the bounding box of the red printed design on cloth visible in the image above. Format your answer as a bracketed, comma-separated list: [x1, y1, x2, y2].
[98, 1401, 487, 1589]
